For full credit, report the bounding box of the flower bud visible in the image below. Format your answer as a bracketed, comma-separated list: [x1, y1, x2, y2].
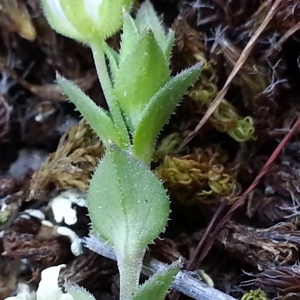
[41, 0, 133, 44]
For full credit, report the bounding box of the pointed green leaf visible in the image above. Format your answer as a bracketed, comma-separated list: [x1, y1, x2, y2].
[104, 43, 119, 84]
[57, 75, 119, 146]
[135, 1, 169, 55]
[133, 63, 202, 162]
[132, 262, 180, 300]
[114, 30, 170, 130]
[119, 11, 139, 62]
[88, 145, 170, 256]
[164, 30, 175, 61]
[67, 285, 96, 300]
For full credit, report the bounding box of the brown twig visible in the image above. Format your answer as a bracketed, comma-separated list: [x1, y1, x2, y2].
[260, 20, 300, 60]
[170, 2, 284, 298]
[175, 0, 283, 153]
[197, 116, 300, 268]
[0, 57, 96, 101]
[186, 199, 227, 271]
[84, 235, 238, 300]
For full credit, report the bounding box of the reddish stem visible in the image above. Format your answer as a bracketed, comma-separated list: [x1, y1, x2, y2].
[192, 116, 300, 270]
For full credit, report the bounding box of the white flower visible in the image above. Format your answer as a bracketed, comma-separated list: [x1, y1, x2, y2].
[21, 209, 45, 221]
[40, 220, 83, 256]
[5, 266, 93, 300]
[36, 265, 73, 300]
[5, 283, 36, 300]
[57, 226, 83, 256]
[41, 0, 134, 44]
[41, 220, 54, 228]
[50, 190, 87, 225]
[40, 0, 84, 42]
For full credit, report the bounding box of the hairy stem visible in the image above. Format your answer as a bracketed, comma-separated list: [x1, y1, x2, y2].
[117, 250, 145, 300]
[90, 40, 130, 147]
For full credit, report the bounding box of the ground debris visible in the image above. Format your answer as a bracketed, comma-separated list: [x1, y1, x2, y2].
[3, 0, 300, 299]
[27, 120, 104, 201]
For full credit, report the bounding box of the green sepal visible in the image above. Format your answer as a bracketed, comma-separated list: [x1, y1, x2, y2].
[119, 11, 139, 62]
[40, 0, 86, 43]
[67, 285, 96, 300]
[133, 63, 202, 162]
[132, 262, 180, 300]
[60, 0, 133, 42]
[114, 30, 170, 131]
[60, 0, 96, 40]
[93, 0, 134, 41]
[41, 0, 134, 44]
[88, 144, 170, 256]
[135, 0, 174, 60]
[57, 75, 120, 147]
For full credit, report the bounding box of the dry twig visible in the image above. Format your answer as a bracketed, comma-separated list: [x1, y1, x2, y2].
[84, 235, 237, 300]
[176, 0, 284, 152]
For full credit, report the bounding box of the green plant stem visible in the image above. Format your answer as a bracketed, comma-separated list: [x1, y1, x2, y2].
[117, 250, 145, 300]
[90, 40, 130, 148]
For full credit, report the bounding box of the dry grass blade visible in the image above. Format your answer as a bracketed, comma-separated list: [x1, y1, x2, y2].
[0, 57, 96, 102]
[261, 20, 300, 60]
[0, 95, 11, 139]
[84, 235, 238, 300]
[198, 116, 300, 267]
[243, 264, 300, 297]
[176, 0, 283, 153]
[219, 222, 300, 269]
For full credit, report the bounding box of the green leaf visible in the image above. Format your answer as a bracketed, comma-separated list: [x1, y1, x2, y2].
[164, 30, 175, 61]
[133, 63, 202, 162]
[119, 11, 139, 62]
[104, 43, 119, 84]
[57, 75, 120, 146]
[135, 0, 174, 59]
[114, 30, 170, 131]
[132, 262, 180, 300]
[88, 144, 170, 256]
[67, 285, 96, 300]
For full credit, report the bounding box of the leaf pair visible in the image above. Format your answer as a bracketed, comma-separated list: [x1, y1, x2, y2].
[41, 1, 202, 300]
[68, 264, 179, 300]
[112, 1, 174, 131]
[88, 145, 169, 256]
[106, 1, 201, 161]
[86, 144, 178, 300]
[58, 1, 201, 163]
